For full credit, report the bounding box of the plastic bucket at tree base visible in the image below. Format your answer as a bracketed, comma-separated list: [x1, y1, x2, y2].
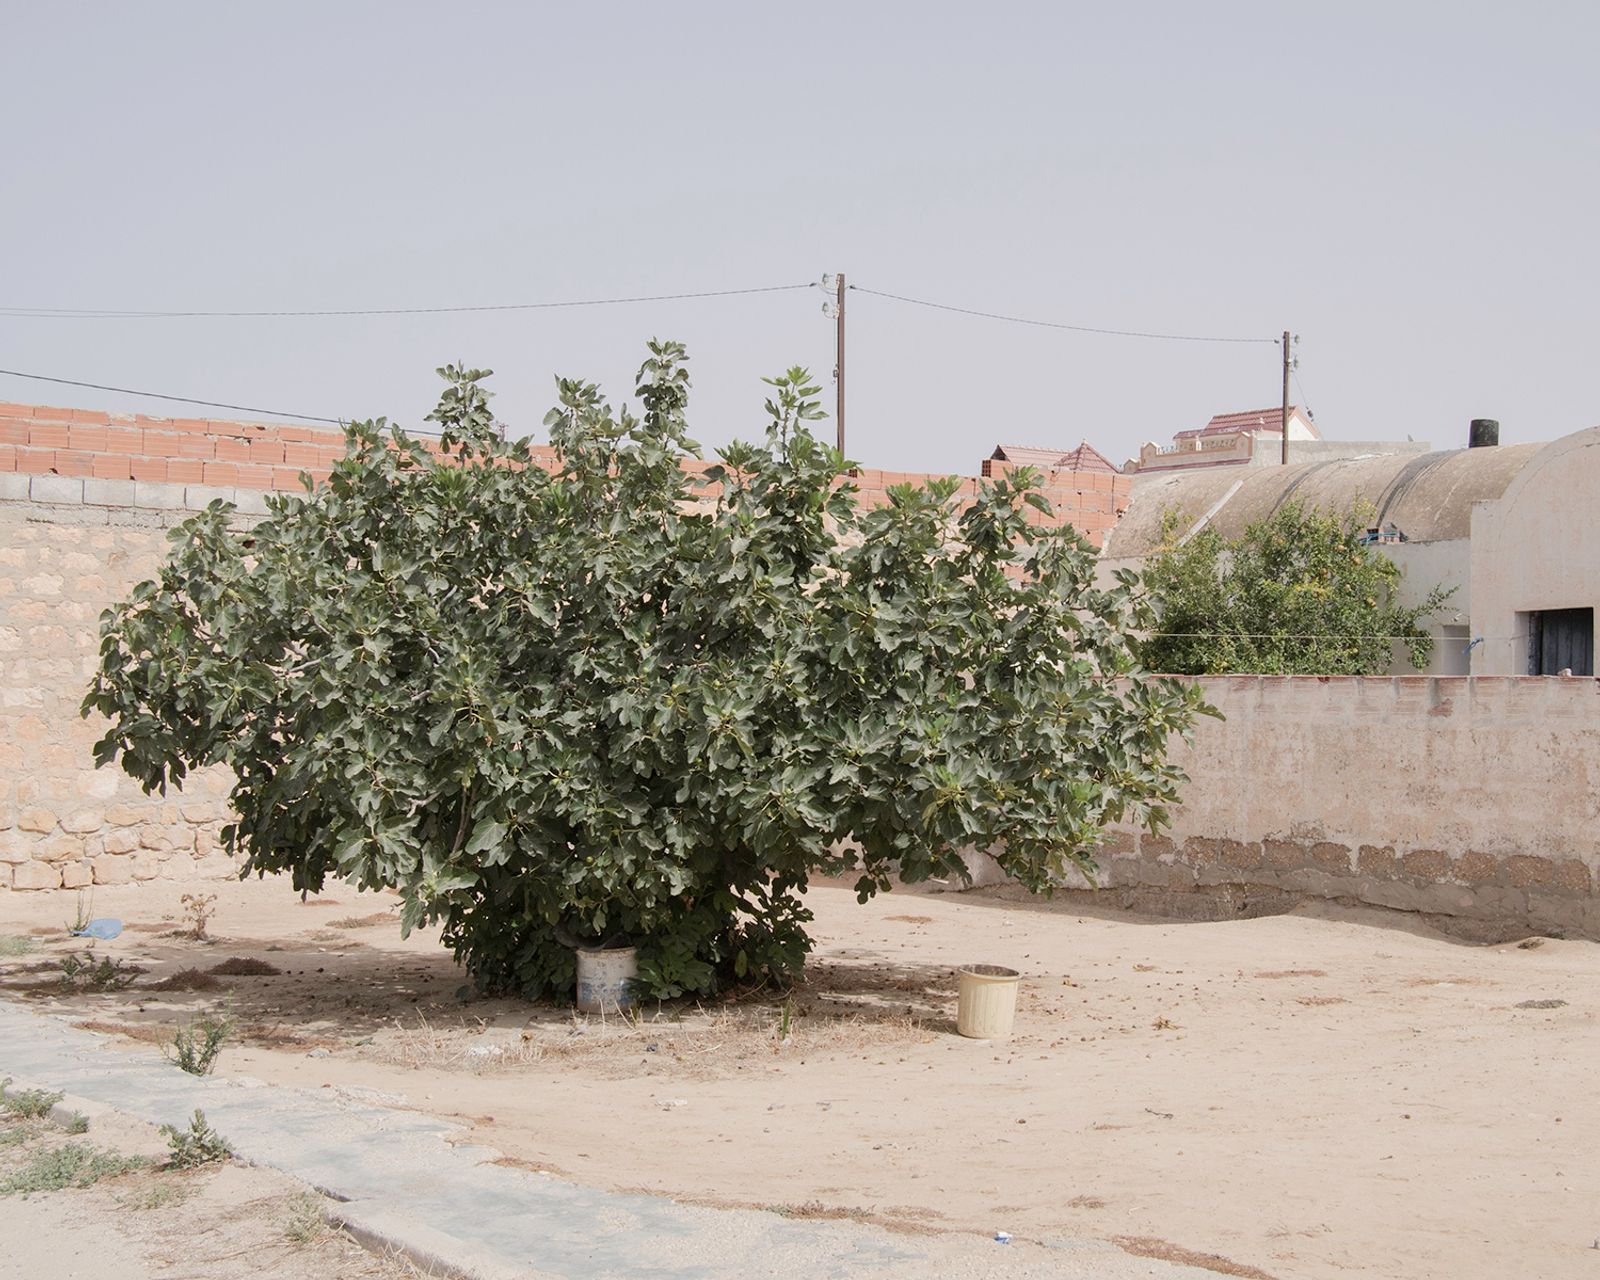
[574, 945, 638, 1014]
[956, 964, 1021, 1039]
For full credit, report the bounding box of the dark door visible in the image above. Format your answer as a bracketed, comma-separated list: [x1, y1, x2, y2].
[1531, 608, 1594, 675]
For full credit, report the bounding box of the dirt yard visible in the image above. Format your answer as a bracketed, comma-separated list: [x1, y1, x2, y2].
[0, 877, 1595, 1280]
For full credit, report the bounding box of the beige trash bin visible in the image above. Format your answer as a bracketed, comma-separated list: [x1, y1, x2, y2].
[956, 964, 1021, 1039]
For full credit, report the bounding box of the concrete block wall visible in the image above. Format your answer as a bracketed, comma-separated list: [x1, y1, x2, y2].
[1101, 675, 1600, 938]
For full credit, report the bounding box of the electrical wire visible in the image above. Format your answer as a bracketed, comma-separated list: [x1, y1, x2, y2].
[0, 283, 816, 320]
[0, 275, 1287, 423]
[1292, 367, 1317, 423]
[1147, 631, 1499, 642]
[0, 368, 343, 424]
[849, 285, 1277, 345]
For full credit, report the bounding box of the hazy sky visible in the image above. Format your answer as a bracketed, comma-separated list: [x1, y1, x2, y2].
[4, 3, 1597, 474]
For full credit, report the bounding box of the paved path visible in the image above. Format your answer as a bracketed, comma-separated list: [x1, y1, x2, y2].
[0, 1002, 1214, 1279]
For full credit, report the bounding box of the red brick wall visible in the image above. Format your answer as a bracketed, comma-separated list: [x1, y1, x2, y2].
[0, 402, 1128, 546]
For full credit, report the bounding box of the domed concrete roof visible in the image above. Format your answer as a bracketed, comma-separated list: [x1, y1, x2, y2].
[1103, 443, 1544, 558]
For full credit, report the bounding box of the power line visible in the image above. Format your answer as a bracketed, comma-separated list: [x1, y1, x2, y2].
[0, 282, 816, 320]
[1149, 632, 1503, 642]
[0, 368, 343, 424]
[1292, 367, 1317, 423]
[849, 286, 1276, 345]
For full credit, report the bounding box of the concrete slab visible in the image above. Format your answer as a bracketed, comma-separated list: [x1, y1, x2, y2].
[0, 1002, 1214, 1280]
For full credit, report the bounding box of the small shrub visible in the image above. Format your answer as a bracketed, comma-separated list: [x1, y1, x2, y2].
[58, 952, 138, 993]
[283, 1192, 328, 1243]
[0, 1143, 145, 1196]
[0, 935, 34, 958]
[179, 893, 218, 942]
[160, 1109, 231, 1169]
[163, 1009, 234, 1076]
[0, 1080, 63, 1120]
[61, 1112, 88, 1135]
[0, 1128, 29, 1148]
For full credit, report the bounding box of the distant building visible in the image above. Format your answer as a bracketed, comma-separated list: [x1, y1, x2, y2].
[1126, 405, 1428, 474]
[984, 441, 1118, 476]
[1101, 419, 1600, 677]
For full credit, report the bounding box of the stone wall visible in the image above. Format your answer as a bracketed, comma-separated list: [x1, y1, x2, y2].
[0, 498, 243, 889]
[1099, 675, 1600, 938]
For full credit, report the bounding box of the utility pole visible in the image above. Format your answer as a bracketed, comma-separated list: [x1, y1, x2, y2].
[834, 272, 847, 455]
[1280, 329, 1291, 466]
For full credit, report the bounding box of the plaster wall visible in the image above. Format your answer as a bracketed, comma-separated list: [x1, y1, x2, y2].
[1098, 675, 1600, 938]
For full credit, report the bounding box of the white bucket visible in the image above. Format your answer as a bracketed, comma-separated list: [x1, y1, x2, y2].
[574, 945, 638, 1014]
[956, 964, 1021, 1039]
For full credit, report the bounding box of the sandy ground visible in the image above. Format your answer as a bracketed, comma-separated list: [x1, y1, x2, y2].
[0, 1089, 430, 1279]
[1, 878, 1596, 1280]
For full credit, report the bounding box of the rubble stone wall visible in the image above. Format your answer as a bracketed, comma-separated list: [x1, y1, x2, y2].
[0, 499, 241, 889]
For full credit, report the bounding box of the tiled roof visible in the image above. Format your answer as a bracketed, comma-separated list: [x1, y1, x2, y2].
[1055, 441, 1118, 474]
[1174, 407, 1302, 440]
[989, 444, 1078, 467]
[990, 441, 1119, 472]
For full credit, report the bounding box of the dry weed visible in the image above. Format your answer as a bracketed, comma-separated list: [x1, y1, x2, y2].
[329, 913, 397, 930]
[147, 968, 224, 992]
[366, 1001, 933, 1077]
[209, 957, 282, 977]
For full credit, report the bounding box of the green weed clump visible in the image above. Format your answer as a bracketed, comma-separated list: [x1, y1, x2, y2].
[160, 1109, 231, 1169]
[0, 1143, 145, 1196]
[59, 952, 138, 992]
[163, 1010, 234, 1076]
[0, 1080, 63, 1120]
[0, 935, 34, 957]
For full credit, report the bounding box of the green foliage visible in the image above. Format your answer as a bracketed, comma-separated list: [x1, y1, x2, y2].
[0, 1142, 145, 1196]
[0, 1081, 62, 1120]
[163, 1011, 234, 1076]
[59, 951, 138, 992]
[160, 1109, 232, 1169]
[84, 342, 1211, 1002]
[0, 935, 34, 957]
[1141, 500, 1453, 675]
